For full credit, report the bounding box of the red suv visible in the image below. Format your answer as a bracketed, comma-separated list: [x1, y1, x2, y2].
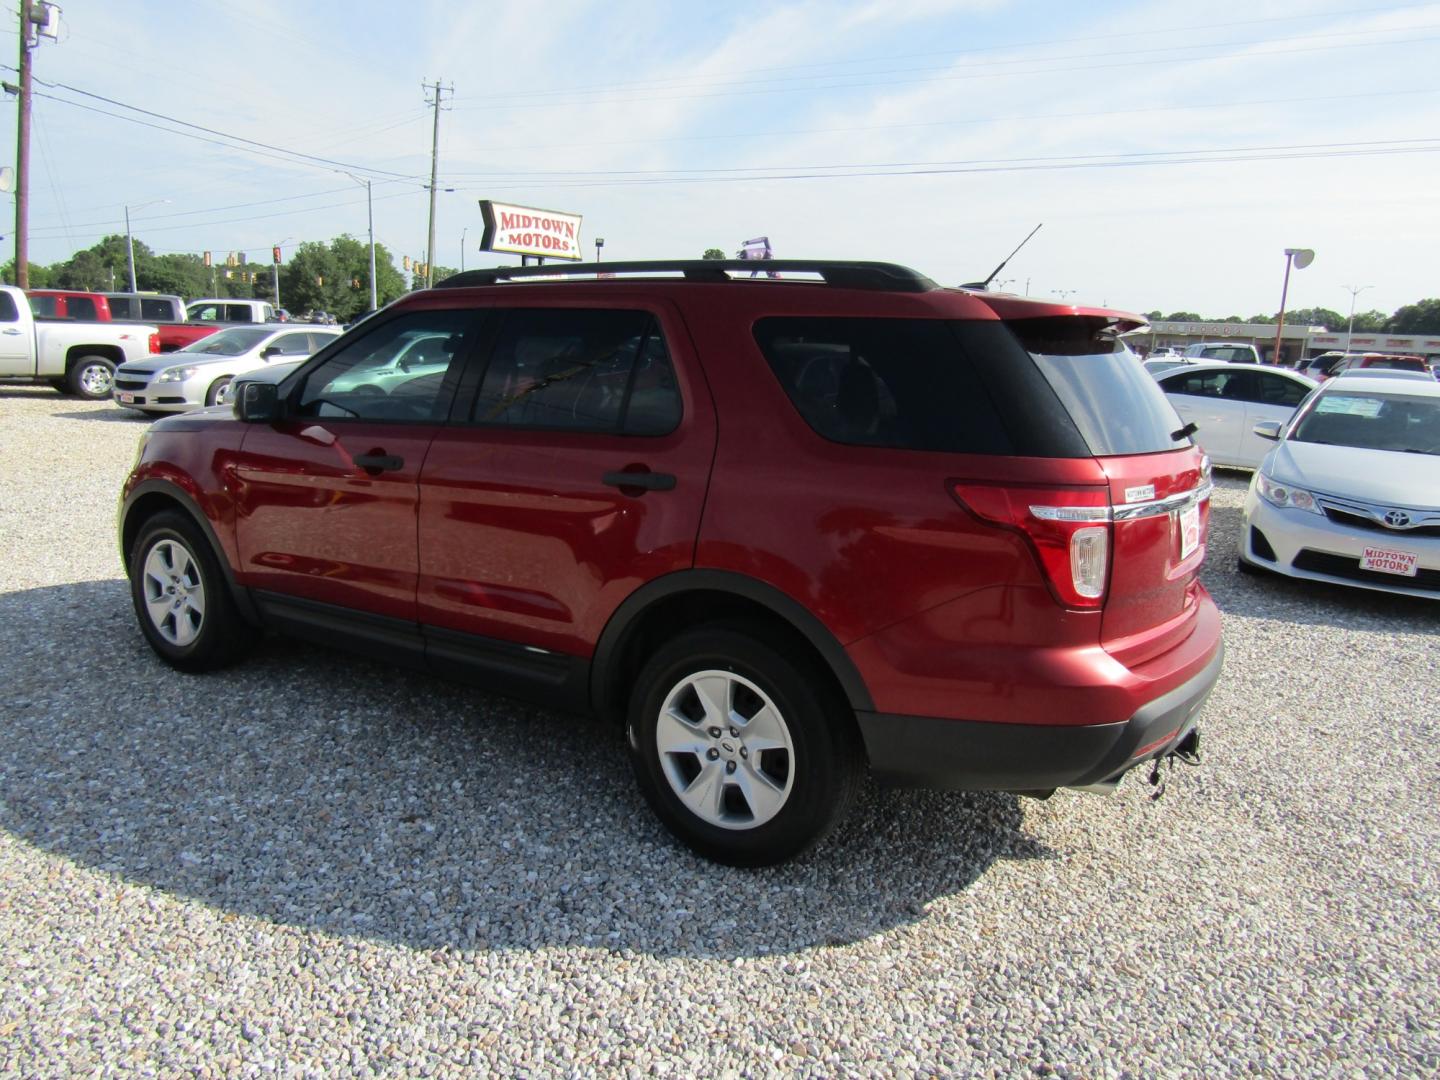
[119, 260, 1222, 866]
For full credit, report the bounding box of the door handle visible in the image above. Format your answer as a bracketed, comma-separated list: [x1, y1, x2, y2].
[354, 452, 404, 472]
[2, 328, 21, 335]
[603, 470, 676, 492]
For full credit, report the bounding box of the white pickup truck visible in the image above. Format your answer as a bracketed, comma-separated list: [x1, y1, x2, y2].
[0, 284, 159, 399]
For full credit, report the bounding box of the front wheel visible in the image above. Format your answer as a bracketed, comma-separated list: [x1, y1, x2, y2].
[67, 355, 115, 400]
[129, 511, 256, 672]
[627, 626, 863, 867]
[205, 376, 232, 407]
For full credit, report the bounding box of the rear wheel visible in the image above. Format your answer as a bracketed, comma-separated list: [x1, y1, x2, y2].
[67, 355, 115, 400]
[129, 511, 256, 672]
[627, 625, 863, 867]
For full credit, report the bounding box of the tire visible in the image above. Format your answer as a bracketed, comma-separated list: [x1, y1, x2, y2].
[626, 625, 864, 867]
[205, 376, 232, 407]
[128, 511, 256, 672]
[66, 355, 116, 400]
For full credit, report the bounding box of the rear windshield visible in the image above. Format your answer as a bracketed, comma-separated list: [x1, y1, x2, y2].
[1292, 391, 1439, 455]
[1011, 318, 1188, 455]
[140, 298, 176, 321]
[1364, 356, 1425, 371]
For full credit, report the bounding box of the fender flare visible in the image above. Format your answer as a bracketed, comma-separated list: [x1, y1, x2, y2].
[589, 569, 874, 715]
[119, 478, 261, 625]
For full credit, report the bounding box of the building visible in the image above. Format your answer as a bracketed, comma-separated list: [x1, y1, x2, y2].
[1128, 321, 1440, 364]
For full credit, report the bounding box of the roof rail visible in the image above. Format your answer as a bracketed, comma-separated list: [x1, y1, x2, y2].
[435, 260, 939, 293]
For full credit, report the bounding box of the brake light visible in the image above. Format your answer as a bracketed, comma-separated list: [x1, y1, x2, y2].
[952, 483, 1112, 608]
[149, 332, 161, 354]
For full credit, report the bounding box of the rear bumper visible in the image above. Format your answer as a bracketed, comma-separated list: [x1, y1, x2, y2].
[856, 642, 1222, 791]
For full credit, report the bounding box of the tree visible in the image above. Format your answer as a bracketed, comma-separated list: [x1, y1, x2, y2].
[278, 236, 406, 320]
[1, 260, 52, 287]
[1163, 311, 1203, 322]
[426, 264, 458, 287]
[1385, 299, 1440, 334]
[1350, 310, 1386, 332]
[1284, 307, 1344, 330]
[702, 248, 725, 260]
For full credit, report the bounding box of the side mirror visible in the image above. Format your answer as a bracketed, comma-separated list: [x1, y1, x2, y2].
[234, 381, 280, 423]
[1253, 420, 1282, 441]
[260, 345, 280, 359]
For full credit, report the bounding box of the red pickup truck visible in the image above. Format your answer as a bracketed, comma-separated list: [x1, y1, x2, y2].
[26, 290, 220, 353]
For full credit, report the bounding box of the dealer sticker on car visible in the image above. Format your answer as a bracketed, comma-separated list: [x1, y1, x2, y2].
[1360, 547, 1419, 577]
[117, 392, 136, 404]
[1179, 504, 1201, 559]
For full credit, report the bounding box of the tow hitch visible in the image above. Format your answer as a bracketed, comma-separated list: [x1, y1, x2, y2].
[1148, 729, 1202, 800]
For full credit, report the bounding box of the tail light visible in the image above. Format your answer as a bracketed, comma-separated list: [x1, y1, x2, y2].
[952, 483, 1112, 609]
[149, 332, 161, 354]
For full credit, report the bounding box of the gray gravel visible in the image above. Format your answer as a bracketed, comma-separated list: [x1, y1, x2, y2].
[1, 385, 1437, 1077]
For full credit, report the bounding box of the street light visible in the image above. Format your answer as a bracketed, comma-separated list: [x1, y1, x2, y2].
[124, 198, 170, 292]
[595, 237, 605, 263]
[460, 227, 467, 273]
[1272, 247, 1314, 364]
[272, 237, 293, 310]
[338, 173, 378, 312]
[1341, 283, 1374, 353]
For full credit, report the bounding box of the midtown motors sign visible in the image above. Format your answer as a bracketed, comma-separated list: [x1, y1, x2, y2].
[478, 201, 583, 261]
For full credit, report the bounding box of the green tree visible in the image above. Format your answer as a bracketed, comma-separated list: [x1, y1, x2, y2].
[1164, 311, 1203, 322]
[1285, 307, 1344, 329]
[140, 253, 211, 299]
[1385, 299, 1440, 334]
[702, 248, 725, 260]
[1350, 310, 1386, 332]
[1, 260, 53, 286]
[278, 236, 406, 321]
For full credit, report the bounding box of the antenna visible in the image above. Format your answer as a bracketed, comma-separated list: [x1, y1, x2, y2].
[966, 223, 1043, 290]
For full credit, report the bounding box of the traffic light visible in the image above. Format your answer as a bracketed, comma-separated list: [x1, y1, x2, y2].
[202, 251, 212, 268]
[272, 246, 282, 264]
[403, 255, 410, 271]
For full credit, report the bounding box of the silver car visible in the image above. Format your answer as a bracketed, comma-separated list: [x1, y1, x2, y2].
[113, 325, 341, 414]
[1239, 375, 1440, 598]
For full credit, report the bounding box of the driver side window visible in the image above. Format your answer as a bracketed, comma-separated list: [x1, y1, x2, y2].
[294, 310, 475, 421]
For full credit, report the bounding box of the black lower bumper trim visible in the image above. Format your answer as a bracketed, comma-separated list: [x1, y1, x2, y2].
[856, 644, 1223, 791]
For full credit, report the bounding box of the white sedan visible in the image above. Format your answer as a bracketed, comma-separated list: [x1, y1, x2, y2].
[113, 325, 342, 414]
[1155, 362, 1317, 469]
[1239, 375, 1440, 599]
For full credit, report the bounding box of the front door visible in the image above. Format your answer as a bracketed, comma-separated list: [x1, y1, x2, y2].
[231, 307, 481, 623]
[0, 291, 32, 375]
[416, 304, 717, 660]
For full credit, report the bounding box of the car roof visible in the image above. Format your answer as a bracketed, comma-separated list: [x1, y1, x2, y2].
[1320, 375, 1440, 397]
[1332, 368, 1432, 381]
[1157, 360, 1312, 377]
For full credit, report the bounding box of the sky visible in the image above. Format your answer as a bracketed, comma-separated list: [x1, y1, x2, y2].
[2, 0, 1438, 319]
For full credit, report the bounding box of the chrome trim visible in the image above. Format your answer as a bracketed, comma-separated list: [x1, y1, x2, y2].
[1030, 481, 1213, 524]
[1111, 481, 1214, 521]
[1315, 492, 1440, 532]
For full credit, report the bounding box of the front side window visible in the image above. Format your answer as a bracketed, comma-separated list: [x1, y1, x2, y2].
[470, 309, 681, 435]
[295, 309, 475, 421]
[0, 291, 17, 322]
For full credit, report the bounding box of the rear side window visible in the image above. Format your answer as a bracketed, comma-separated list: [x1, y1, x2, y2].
[754, 317, 1016, 454]
[139, 298, 175, 321]
[29, 295, 58, 318]
[471, 309, 681, 435]
[108, 296, 136, 319]
[69, 297, 98, 320]
[1014, 317, 1186, 455]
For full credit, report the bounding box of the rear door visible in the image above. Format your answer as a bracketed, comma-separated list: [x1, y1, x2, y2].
[416, 303, 716, 664]
[1158, 367, 1245, 465]
[1237, 370, 1311, 466]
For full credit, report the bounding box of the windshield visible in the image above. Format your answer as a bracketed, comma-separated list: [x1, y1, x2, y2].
[176, 328, 272, 356]
[1291, 391, 1440, 455]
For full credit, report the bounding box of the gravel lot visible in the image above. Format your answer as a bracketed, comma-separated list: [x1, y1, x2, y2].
[1, 386, 1437, 1077]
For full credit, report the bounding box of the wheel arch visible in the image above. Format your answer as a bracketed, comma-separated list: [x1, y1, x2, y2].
[590, 570, 874, 722]
[65, 344, 123, 368]
[119, 480, 260, 625]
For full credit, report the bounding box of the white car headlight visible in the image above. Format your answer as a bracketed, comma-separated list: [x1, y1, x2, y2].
[156, 365, 199, 383]
[1256, 472, 1323, 515]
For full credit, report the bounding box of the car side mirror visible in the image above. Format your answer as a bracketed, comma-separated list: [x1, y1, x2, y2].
[260, 345, 280, 359]
[234, 381, 280, 422]
[1253, 420, 1282, 441]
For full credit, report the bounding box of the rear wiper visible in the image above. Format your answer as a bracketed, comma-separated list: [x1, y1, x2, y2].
[1171, 422, 1198, 442]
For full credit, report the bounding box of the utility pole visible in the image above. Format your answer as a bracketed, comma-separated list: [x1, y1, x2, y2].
[423, 78, 452, 290]
[14, 1, 34, 288]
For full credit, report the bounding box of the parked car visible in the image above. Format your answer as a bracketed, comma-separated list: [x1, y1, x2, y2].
[0, 285, 158, 398]
[1144, 358, 1195, 377]
[1239, 375, 1440, 598]
[103, 293, 186, 324]
[1297, 352, 1354, 381]
[119, 259, 1221, 866]
[1332, 353, 1429, 377]
[186, 298, 278, 324]
[1331, 368, 1433, 383]
[1183, 341, 1261, 364]
[112, 325, 341, 414]
[27, 289, 114, 322]
[1155, 362, 1316, 469]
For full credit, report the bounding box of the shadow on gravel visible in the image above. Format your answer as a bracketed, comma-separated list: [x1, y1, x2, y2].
[1202, 490, 1440, 636]
[0, 579, 1051, 960]
[50, 409, 152, 424]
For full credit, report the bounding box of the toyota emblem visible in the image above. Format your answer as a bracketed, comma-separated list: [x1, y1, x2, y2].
[1383, 510, 1412, 529]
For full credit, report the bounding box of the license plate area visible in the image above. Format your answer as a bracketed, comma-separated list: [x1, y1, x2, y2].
[117, 392, 136, 404]
[1360, 547, 1418, 577]
[1177, 503, 1200, 560]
